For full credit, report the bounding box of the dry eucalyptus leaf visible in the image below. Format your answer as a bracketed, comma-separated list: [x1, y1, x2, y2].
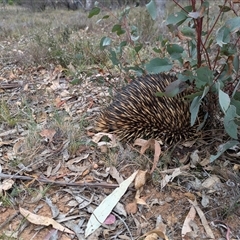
[135, 190, 148, 206]
[0, 179, 14, 192]
[134, 139, 161, 173]
[85, 171, 138, 237]
[125, 201, 138, 214]
[109, 166, 124, 184]
[188, 199, 214, 239]
[39, 129, 56, 142]
[141, 229, 169, 240]
[135, 170, 148, 190]
[160, 168, 182, 189]
[182, 205, 196, 238]
[201, 175, 222, 193]
[19, 207, 74, 235]
[92, 132, 118, 147]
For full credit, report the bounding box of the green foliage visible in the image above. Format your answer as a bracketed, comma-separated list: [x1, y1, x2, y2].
[89, 0, 240, 160]
[0, 100, 18, 127]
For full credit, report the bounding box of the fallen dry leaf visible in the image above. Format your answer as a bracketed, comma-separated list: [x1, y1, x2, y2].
[109, 166, 124, 184]
[188, 199, 214, 239]
[19, 207, 74, 235]
[135, 170, 148, 190]
[133, 139, 161, 173]
[135, 190, 148, 206]
[0, 140, 14, 148]
[201, 175, 222, 193]
[141, 229, 169, 240]
[85, 171, 138, 237]
[39, 129, 56, 142]
[125, 201, 138, 214]
[92, 132, 118, 148]
[182, 205, 196, 238]
[160, 167, 182, 189]
[0, 179, 14, 194]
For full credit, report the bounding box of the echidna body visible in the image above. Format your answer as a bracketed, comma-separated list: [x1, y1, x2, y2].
[96, 73, 204, 143]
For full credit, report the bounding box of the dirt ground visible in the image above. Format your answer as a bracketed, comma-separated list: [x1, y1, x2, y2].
[1, 62, 240, 240]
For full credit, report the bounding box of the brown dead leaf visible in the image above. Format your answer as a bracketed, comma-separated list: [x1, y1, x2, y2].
[19, 207, 74, 235]
[109, 166, 124, 184]
[182, 205, 196, 238]
[0, 140, 14, 147]
[39, 129, 56, 142]
[133, 138, 154, 154]
[201, 175, 222, 193]
[135, 170, 148, 190]
[0, 179, 14, 193]
[36, 111, 48, 123]
[125, 201, 138, 214]
[9, 71, 16, 80]
[52, 65, 64, 76]
[55, 96, 65, 108]
[99, 145, 108, 153]
[227, 56, 234, 76]
[23, 83, 29, 91]
[233, 164, 240, 171]
[151, 140, 161, 173]
[13, 139, 25, 155]
[141, 229, 169, 240]
[135, 189, 148, 205]
[133, 139, 161, 173]
[182, 140, 196, 147]
[92, 132, 118, 148]
[199, 157, 211, 166]
[161, 167, 182, 189]
[184, 192, 196, 201]
[144, 233, 159, 240]
[188, 199, 214, 239]
[50, 79, 60, 90]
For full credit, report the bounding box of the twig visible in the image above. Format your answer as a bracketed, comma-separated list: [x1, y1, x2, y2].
[0, 173, 118, 189]
[0, 211, 19, 230]
[113, 212, 133, 240]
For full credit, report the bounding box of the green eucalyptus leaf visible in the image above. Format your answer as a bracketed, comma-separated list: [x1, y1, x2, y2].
[216, 26, 230, 47]
[152, 47, 162, 54]
[127, 67, 144, 76]
[88, 7, 100, 18]
[166, 44, 184, 60]
[100, 37, 111, 50]
[225, 17, 240, 33]
[181, 26, 195, 38]
[166, 12, 188, 26]
[146, 0, 157, 20]
[145, 58, 172, 74]
[102, 15, 109, 19]
[218, 5, 231, 12]
[219, 89, 230, 113]
[195, 67, 214, 87]
[109, 50, 119, 66]
[134, 44, 143, 53]
[190, 96, 201, 126]
[224, 105, 238, 139]
[210, 140, 239, 162]
[233, 55, 239, 72]
[190, 86, 209, 126]
[231, 99, 240, 116]
[112, 24, 121, 32]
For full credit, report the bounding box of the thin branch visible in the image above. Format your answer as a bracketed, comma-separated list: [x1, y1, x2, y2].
[0, 173, 119, 189]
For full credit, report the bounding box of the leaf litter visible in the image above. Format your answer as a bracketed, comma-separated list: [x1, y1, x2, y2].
[0, 50, 240, 240]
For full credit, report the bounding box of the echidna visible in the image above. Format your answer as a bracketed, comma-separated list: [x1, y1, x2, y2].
[96, 73, 206, 144]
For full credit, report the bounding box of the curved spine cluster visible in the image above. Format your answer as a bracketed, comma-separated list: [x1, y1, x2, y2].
[96, 73, 204, 143]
